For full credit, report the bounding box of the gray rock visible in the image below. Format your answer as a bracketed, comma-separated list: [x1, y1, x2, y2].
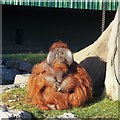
[0, 84, 18, 94]
[57, 113, 76, 118]
[2, 59, 33, 73]
[0, 105, 32, 120]
[14, 74, 30, 85]
[0, 84, 26, 94]
[5, 59, 19, 69]
[0, 65, 5, 84]
[0, 59, 2, 65]
[0, 65, 5, 68]
[18, 61, 33, 72]
[1, 59, 33, 85]
[49, 113, 79, 120]
[2, 67, 19, 84]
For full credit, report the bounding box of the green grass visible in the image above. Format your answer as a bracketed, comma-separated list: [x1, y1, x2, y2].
[2, 53, 47, 64]
[1, 87, 120, 119]
[1, 54, 120, 119]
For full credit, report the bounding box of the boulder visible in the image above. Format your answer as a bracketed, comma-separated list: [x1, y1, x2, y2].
[14, 74, 30, 85]
[2, 59, 33, 73]
[0, 64, 5, 68]
[0, 105, 32, 120]
[18, 61, 33, 72]
[0, 59, 2, 64]
[0, 65, 5, 85]
[2, 67, 19, 85]
[1, 59, 33, 85]
[3, 59, 19, 69]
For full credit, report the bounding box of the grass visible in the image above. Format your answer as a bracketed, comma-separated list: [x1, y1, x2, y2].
[1, 54, 120, 119]
[2, 53, 47, 64]
[1, 87, 120, 119]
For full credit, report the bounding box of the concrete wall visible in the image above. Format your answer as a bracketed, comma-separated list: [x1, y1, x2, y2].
[2, 5, 115, 54]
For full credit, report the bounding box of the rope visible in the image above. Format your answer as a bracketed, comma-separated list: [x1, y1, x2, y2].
[101, 1, 106, 33]
[112, 21, 120, 85]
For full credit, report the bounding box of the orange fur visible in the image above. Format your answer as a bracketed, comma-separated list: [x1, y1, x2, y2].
[49, 41, 69, 51]
[26, 41, 92, 110]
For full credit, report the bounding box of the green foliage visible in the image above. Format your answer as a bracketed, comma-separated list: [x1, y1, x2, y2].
[2, 53, 47, 64]
[1, 87, 120, 120]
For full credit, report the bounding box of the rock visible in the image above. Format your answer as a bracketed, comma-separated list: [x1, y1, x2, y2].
[0, 105, 32, 120]
[18, 61, 33, 72]
[4, 59, 19, 69]
[0, 84, 15, 94]
[14, 74, 30, 85]
[0, 64, 5, 68]
[2, 68, 19, 84]
[0, 84, 19, 94]
[2, 58, 33, 73]
[1, 59, 32, 85]
[48, 112, 79, 120]
[57, 113, 78, 119]
[0, 59, 2, 64]
[0, 65, 5, 84]
[0, 84, 26, 94]
[8, 99, 17, 102]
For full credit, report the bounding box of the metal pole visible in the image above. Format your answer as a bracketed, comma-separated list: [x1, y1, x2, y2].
[101, 0, 106, 33]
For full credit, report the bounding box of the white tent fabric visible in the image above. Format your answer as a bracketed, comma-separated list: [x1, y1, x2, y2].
[74, 3, 120, 101]
[104, 5, 120, 101]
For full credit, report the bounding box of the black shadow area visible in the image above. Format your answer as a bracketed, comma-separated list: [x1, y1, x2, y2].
[80, 56, 106, 97]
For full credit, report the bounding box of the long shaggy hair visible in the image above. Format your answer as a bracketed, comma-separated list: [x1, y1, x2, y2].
[26, 41, 92, 110]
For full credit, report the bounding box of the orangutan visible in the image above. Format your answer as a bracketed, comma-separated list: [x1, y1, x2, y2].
[26, 41, 92, 110]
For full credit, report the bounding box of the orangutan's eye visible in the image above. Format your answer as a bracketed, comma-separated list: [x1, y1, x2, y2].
[61, 52, 64, 55]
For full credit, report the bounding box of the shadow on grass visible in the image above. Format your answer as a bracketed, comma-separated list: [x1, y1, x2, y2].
[85, 96, 105, 107]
